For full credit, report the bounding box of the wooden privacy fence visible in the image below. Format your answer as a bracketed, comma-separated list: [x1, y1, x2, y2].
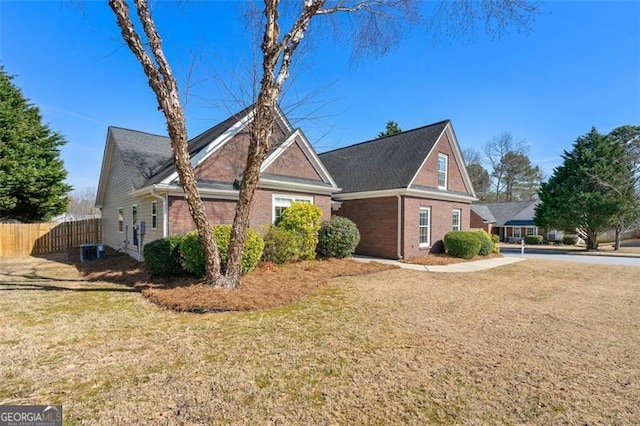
[0, 219, 101, 256]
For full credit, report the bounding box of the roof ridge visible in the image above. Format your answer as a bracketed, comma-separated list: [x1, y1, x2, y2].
[109, 126, 168, 139]
[320, 119, 450, 155]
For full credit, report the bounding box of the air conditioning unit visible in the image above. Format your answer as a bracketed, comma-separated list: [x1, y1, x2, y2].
[80, 243, 106, 262]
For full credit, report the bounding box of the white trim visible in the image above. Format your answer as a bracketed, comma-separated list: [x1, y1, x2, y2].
[272, 194, 314, 224]
[407, 123, 447, 188]
[437, 153, 448, 190]
[96, 130, 116, 207]
[333, 188, 476, 203]
[526, 226, 537, 236]
[258, 178, 337, 195]
[419, 206, 431, 248]
[149, 188, 168, 238]
[160, 109, 255, 184]
[397, 195, 403, 259]
[261, 128, 339, 189]
[512, 227, 522, 239]
[118, 207, 124, 233]
[452, 208, 461, 231]
[151, 200, 158, 229]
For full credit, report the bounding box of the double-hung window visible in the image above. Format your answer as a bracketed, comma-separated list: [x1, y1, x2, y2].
[526, 226, 537, 236]
[118, 208, 124, 232]
[273, 195, 313, 224]
[419, 207, 431, 247]
[452, 209, 461, 231]
[512, 227, 522, 239]
[437, 153, 448, 189]
[151, 201, 158, 229]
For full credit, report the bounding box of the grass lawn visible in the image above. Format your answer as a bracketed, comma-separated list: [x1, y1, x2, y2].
[1, 256, 639, 424]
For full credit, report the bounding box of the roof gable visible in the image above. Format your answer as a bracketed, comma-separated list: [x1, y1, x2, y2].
[319, 121, 449, 193]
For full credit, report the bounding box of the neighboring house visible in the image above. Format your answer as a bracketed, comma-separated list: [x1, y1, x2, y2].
[470, 201, 561, 242]
[95, 106, 339, 260]
[319, 120, 477, 259]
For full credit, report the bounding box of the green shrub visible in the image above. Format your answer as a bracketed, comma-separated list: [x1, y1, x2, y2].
[180, 225, 264, 277]
[491, 234, 500, 253]
[317, 216, 361, 259]
[277, 202, 322, 260]
[262, 226, 303, 264]
[525, 235, 544, 245]
[143, 235, 184, 277]
[562, 234, 579, 246]
[474, 230, 494, 256]
[444, 231, 482, 259]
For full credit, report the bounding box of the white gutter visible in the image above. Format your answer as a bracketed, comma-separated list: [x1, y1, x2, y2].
[150, 187, 168, 238]
[397, 194, 403, 259]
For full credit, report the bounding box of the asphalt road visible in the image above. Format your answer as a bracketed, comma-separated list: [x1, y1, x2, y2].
[501, 248, 640, 267]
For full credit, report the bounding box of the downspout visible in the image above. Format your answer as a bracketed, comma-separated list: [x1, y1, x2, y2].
[150, 187, 168, 238]
[396, 194, 403, 259]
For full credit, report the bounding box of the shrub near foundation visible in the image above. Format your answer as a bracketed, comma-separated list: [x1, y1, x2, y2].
[474, 230, 494, 255]
[525, 235, 544, 245]
[262, 226, 303, 264]
[143, 235, 184, 277]
[563, 235, 579, 246]
[444, 231, 482, 259]
[491, 234, 500, 253]
[317, 216, 361, 259]
[181, 225, 264, 277]
[277, 202, 322, 260]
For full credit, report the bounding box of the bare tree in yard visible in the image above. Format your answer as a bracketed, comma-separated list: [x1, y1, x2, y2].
[66, 187, 101, 220]
[463, 147, 491, 200]
[108, 0, 539, 288]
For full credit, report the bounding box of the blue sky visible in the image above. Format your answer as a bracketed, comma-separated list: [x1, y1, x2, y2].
[1, 1, 639, 192]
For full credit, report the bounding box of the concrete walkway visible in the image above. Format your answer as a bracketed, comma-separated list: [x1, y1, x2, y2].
[353, 255, 525, 273]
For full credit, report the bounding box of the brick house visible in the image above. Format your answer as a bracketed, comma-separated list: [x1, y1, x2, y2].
[95, 106, 339, 260]
[470, 201, 561, 243]
[319, 120, 477, 259]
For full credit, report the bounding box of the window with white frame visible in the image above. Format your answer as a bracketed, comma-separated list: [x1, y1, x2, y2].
[151, 201, 158, 229]
[118, 207, 124, 232]
[526, 226, 537, 236]
[419, 207, 431, 247]
[512, 227, 521, 238]
[272, 195, 313, 224]
[437, 153, 448, 189]
[452, 209, 461, 231]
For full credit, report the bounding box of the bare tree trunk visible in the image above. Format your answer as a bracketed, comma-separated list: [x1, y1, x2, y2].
[614, 223, 622, 250]
[109, 0, 222, 285]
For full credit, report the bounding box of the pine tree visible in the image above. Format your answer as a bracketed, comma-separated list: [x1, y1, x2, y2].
[377, 120, 402, 138]
[0, 67, 71, 222]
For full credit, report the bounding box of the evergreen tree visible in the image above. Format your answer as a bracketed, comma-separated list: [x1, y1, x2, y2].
[534, 128, 635, 250]
[377, 120, 402, 138]
[0, 67, 71, 222]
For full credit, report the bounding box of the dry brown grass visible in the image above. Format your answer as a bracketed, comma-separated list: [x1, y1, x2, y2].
[1, 256, 639, 424]
[403, 252, 502, 265]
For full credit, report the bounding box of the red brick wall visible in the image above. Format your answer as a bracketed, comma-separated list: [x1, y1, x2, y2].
[194, 126, 286, 182]
[402, 197, 471, 259]
[413, 132, 470, 194]
[470, 210, 492, 233]
[168, 190, 331, 236]
[335, 197, 399, 258]
[264, 141, 323, 181]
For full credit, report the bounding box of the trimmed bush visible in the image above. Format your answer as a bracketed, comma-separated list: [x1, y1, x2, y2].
[262, 226, 303, 264]
[474, 230, 494, 256]
[143, 235, 184, 277]
[277, 202, 322, 260]
[491, 234, 500, 254]
[444, 231, 482, 259]
[180, 225, 264, 277]
[562, 234, 579, 246]
[317, 216, 361, 259]
[525, 235, 544, 245]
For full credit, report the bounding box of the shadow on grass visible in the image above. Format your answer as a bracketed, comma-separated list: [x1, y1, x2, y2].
[0, 282, 135, 292]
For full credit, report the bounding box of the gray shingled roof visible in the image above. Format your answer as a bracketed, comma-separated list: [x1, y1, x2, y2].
[470, 204, 496, 223]
[474, 201, 538, 226]
[318, 120, 449, 193]
[109, 127, 173, 190]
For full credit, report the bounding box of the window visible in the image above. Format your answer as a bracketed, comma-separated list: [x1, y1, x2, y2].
[118, 208, 124, 232]
[151, 201, 158, 229]
[419, 207, 431, 247]
[526, 226, 537, 236]
[272, 195, 313, 224]
[452, 209, 461, 231]
[438, 153, 448, 189]
[512, 227, 521, 238]
[132, 205, 138, 247]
